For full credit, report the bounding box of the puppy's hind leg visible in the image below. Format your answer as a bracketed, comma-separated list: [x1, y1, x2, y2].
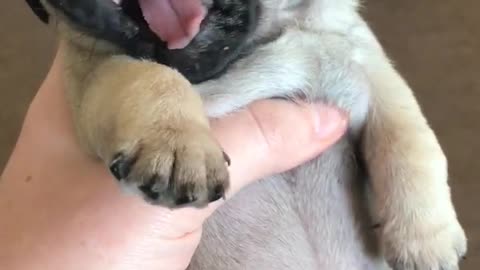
[351, 22, 467, 270]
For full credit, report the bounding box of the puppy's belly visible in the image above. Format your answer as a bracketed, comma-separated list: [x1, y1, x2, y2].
[189, 138, 390, 270]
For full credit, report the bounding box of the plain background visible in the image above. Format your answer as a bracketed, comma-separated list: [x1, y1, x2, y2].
[0, 0, 478, 268]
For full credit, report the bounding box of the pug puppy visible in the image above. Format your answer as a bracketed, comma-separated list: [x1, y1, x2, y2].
[25, 0, 467, 269]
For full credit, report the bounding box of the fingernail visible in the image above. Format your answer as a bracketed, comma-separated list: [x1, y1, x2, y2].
[312, 105, 347, 139]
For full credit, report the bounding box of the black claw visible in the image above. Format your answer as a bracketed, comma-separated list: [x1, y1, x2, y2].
[109, 153, 133, 180]
[387, 258, 405, 270]
[209, 184, 226, 202]
[139, 181, 160, 201]
[462, 255, 467, 260]
[175, 183, 198, 205]
[147, 174, 168, 192]
[371, 223, 381, 229]
[175, 195, 197, 205]
[223, 151, 231, 166]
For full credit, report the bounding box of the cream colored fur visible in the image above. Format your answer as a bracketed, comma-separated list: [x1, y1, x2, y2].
[42, 0, 467, 269]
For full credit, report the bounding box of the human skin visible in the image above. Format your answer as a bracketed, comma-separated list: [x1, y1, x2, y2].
[0, 46, 347, 270]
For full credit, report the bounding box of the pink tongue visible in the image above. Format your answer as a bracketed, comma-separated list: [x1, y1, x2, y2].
[138, 0, 206, 49]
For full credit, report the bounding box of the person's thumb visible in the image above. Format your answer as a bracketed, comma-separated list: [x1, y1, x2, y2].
[210, 99, 348, 196]
[111, 100, 348, 262]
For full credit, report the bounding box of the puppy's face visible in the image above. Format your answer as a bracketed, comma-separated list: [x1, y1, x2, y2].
[26, 0, 304, 83]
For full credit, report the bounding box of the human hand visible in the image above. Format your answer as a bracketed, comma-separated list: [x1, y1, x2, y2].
[0, 48, 347, 270]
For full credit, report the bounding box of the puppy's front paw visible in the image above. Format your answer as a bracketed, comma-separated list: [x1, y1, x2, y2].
[107, 125, 230, 208]
[382, 214, 467, 270]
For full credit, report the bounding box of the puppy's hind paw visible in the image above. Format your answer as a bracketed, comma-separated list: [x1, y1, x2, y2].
[383, 217, 467, 270]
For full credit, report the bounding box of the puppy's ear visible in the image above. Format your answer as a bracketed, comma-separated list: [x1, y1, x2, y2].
[25, 0, 50, 24]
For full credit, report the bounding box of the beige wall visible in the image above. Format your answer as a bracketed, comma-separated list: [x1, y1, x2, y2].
[0, 1, 56, 168]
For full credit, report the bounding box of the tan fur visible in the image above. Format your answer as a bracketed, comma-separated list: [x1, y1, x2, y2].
[359, 40, 466, 268]
[38, 0, 467, 268]
[58, 23, 229, 207]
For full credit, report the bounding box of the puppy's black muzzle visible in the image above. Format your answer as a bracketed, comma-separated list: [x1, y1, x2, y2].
[25, 0, 259, 84]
